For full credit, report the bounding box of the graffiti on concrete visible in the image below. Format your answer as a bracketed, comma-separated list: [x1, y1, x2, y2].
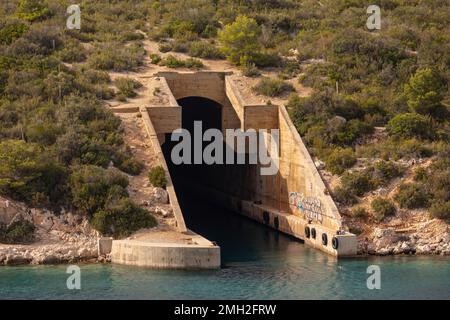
[289, 192, 323, 223]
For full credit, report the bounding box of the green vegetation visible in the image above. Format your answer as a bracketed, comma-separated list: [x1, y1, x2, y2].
[394, 183, 429, 209]
[88, 43, 145, 71]
[371, 197, 396, 222]
[218, 15, 261, 65]
[0, 219, 35, 244]
[0, 1, 157, 239]
[148, 166, 167, 188]
[0, 0, 449, 238]
[159, 55, 203, 69]
[325, 148, 357, 175]
[188, 41, 224, 59]
[91, 199, 157, 238]
[252, 77, 294, 97]
[333, 160, 404, 205]
[387, 113, 431, 139]
[115, 77, 143, 101]
[351, 206, 368, 220]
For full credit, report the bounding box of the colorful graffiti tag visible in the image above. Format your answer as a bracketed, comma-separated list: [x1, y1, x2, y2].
[289, 192, 323, 223]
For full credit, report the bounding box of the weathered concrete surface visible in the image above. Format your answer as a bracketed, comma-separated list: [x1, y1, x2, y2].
[112, 70, 357, 260]
[98, 237, 113, 256]
[111, 240, 220, 269]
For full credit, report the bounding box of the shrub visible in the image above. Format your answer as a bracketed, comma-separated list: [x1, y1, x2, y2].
[252, 77, 294, 97]
[333, 186, 358, 205]
[149, 53, 161, 64]
[115, 77, 142, 99]
[0, 140, 67, 204]
[414, 167, 428, 182]
[371, 160, 404, 185]
[387, 113, 431, 139]
[148, 166, 167, 188]
[91, 199, 157, 238]
[341, 171, 374, 197]
[15, 0, 51, 22]
[404, 68, 447, 118]
[58, 39, 86, 63]
[159, 43, 172, 53]
[394, 183, 429, 209]
[0, 219, 35, 244]
[117, 158, 143, 176]
[188, 41, 223, 59]
[371, 197, 396, 222]
[333, 119, 374, 146]
[351, 206, 368, 220]
[184, 58, 204, 69]
[69, 166, 129, 216]
[241, 63, 260, 77]
[325, 148, 357, 174]
[429, 201, 450, 221]
[88, 43, 145, 71]
[0, 22, 28, 45]
[218, 15, 262, 65]
[160, 55, 203, 69]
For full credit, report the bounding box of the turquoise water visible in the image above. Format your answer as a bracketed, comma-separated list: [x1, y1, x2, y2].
[1, 194, 449, 300]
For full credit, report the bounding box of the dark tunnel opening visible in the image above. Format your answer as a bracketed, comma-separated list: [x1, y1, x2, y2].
[161, 97, 279, 259]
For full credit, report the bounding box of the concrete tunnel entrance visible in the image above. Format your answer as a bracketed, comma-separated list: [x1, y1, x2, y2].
[161, 96, 256, 225]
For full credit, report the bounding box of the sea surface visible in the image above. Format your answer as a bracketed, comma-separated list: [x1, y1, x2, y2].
[1, 193, 449, 300]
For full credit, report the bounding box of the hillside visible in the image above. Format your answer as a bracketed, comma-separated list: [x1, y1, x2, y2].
[0, 0, 449, 257]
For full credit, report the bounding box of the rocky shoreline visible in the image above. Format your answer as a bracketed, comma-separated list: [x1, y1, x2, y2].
[359, 226, 450, 256]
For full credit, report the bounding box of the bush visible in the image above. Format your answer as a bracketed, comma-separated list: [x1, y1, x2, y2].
[252, 77, 294, 97]
[429, 201, 450, 221]
[117, 158, 143, 176]
[91, 199, 157, 238]
[0, 219, 35, 244]
[218, 15, 262, 65]
[241, 63, 260, 77]
[184, 58, 204, 69]
[15, 0, 51, 22]
[160, 55, 203, 69]
[58, 39, 86, 63]
[341, 171, 374, 197]
[188, 41, 223, 59]
[88, 43, 145, 71]
[387, 113, 431, 139]
[325, 148, 357, 174]
[0, 140, 67, 204]
[69, 166, 129, 216]
[115, 77, 142, 99]
[371, 197, 396, 222]
[394, 183, 429, 209]
[351, 206, 368, 220]
[0, 22, 28, 45]
[148, 166, 167, 188]
[333, 186, 358, 205]
[371, 160, 404, 185]
[149, 53, 161, 64]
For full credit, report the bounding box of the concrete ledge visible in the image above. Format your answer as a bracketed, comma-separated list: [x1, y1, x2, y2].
[111, 240, 221, 269]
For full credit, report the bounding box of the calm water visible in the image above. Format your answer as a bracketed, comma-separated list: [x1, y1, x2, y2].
[1, 193, 449, 300]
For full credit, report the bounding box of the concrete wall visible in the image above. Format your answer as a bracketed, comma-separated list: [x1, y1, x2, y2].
[140, 107, 187, 233]
[111, 240, 220, 269]
[145, 71, 356, 257]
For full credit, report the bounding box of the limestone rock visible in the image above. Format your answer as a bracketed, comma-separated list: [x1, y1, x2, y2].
[151, 187, 169, 204]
